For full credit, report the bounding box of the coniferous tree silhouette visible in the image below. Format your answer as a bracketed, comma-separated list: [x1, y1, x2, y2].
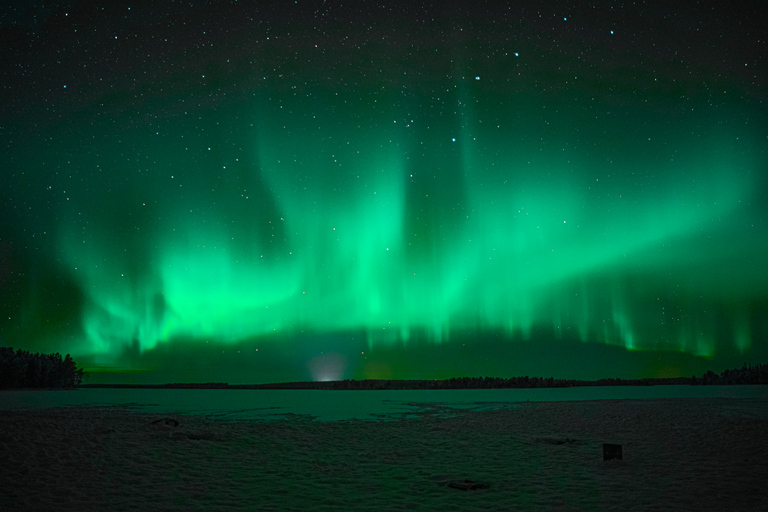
[0, 348, 85, 389]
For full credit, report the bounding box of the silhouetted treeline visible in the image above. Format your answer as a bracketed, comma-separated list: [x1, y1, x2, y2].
[245, 376, 694, 390]
[78, 363, 768, 390]
[0, 347, 85, 389]
[692, 363, 768, 385]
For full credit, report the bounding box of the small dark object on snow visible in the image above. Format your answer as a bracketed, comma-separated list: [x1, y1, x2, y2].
[151, 418, 180, 427]
[448, 480, 490, 491]
[540, 436, 577, 445]
[185, 431, 217, 441]
[603, 443, 622, 461]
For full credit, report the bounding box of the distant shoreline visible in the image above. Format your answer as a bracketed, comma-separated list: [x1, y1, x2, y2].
[78, 378, 693, 390]
[3, 362, 764, 391]
[76, 372, 766, 390]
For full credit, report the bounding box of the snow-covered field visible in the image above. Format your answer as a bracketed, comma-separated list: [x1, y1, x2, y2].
[2, 397, 766, 511]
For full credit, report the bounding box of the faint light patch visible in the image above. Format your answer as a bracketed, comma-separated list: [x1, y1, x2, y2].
[655, 366, 681, 378]
[364, 360, 393, 380]
[307, 353, 347, 382]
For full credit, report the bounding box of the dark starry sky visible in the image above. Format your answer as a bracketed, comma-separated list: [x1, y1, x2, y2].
[1, 0, 767, 383]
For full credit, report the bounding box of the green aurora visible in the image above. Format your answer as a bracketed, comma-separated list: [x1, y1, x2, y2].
[1, 1, 766, 383]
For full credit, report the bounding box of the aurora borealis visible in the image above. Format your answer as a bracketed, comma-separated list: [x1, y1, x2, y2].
[1, 1, 767, 383]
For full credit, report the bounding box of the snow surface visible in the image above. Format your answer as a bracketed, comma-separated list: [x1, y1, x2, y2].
[1, 397, 766, 510]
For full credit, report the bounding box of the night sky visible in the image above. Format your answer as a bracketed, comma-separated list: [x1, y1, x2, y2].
[2, 0, 767, 384]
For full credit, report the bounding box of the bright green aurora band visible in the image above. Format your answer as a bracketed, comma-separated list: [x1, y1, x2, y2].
[2, 2, 766, 382]
[56, 95, 767, 379]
